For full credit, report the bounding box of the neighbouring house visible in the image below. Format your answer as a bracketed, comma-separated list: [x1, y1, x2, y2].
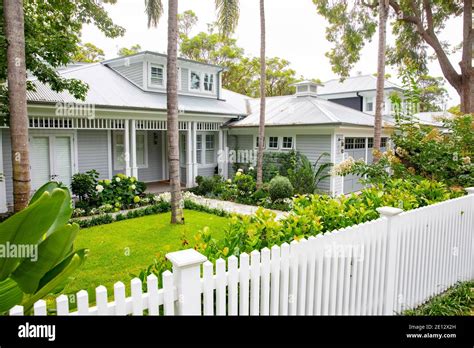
[0, 52, 400, 212]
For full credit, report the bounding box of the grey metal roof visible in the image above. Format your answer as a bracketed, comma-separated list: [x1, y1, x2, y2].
[318, 74, 402, 95]
[26, 63, 244, 116]
[230, 94, 388, 128]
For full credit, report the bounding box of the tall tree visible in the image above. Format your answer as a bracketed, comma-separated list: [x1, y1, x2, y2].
[313, 0, 473, 114]
[117, 44, 142, 57]
[373, 0, 388, 160]
[256, 0, 266, 188]
[3, 0, 29, 211]
[416, 75, 448, 112]
[146, 0, 184, 224]
[73, 42, 105, 63]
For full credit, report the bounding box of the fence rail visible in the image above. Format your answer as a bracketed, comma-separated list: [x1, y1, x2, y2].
[9, 191, 474, 316]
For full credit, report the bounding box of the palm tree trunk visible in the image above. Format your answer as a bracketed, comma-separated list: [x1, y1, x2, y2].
[373, 0, 388, 162]
[256, 0, 266, 188]
[167, 0, 184, 224]
[460, 0, 472, 113]
[4, 0, 30, 211]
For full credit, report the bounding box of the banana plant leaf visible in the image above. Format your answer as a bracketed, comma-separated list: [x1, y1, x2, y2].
[0, 278, 23, 313]
[29, 182, 73, 237]
[21, 249, 88, 314]
[11, 223, 79, 293]
[0, 189, 71, 280]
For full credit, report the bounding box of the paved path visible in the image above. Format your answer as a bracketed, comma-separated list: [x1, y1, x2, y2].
[187, 195, 289, 221]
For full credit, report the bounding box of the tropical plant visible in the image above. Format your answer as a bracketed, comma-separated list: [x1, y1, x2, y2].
[145, 0, 184, 224]
[0, 182, 88, 314]
[287, 153, 332, 194]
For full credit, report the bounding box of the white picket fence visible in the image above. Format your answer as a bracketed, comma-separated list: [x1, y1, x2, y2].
[9, 190, 474, 316]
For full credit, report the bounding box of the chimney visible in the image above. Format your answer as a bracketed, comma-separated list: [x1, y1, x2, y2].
[291, 80, 323, 97]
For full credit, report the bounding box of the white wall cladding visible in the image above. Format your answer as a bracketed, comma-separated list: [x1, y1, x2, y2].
[77, 130, 109, 179]
[295, 134, 332, 192]
[113, 61, 144, 88]
[138, 131, 164, 183]
[198, 166, 216, 178]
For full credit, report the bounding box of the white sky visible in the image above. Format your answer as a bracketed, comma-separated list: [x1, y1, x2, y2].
[82, 0, 463, 106]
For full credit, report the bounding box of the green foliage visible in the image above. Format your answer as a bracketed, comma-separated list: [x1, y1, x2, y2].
[0, 182, 87, 314]
[0, 0, 124, 116]
[193, 175, 225, 197]
[287, 153, 332, 194]
[415, 75, 449, 112]
[191, 177, 461, 262]
[96, 173, 147, 210]
[72, 42, 105, 63]
[404, 281, 474, 316]
[71, 170, 99, 203]
[117, 44, 142, 57]
[268, 176, 293, 201]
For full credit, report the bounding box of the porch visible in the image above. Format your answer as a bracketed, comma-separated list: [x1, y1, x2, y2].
[0, 116, 230, 212]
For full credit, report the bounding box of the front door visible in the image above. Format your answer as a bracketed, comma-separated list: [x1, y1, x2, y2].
[30, 133, 75, 191]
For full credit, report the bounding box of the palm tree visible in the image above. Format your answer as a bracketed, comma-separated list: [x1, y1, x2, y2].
[4, 0, 31, 212]
[146, 0, 184, 224]
[373, 0, 388, 162]
[255, 0, 266, 188]
[215, 0, 266, 188]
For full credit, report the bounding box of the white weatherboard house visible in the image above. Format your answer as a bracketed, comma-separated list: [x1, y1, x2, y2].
[0, 52, 397, 212]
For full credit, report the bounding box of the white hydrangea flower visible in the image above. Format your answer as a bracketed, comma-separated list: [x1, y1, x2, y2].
[248, 166, 254, 171]
[115, 177, 121, 182]
[96, 184, 104, 193]
[237, 168, 243, 172]
[130, 184, 136, 190]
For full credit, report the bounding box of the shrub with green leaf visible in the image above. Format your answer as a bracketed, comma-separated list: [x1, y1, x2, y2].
[0, 182, 88, 314]
[269, 176, 293, 201]
[71, 170, 99, 204]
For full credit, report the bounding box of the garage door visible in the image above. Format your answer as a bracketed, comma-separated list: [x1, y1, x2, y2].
[343, 137, 388, 194]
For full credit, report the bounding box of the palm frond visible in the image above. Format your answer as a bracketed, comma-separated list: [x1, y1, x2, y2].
[215, 0, 240, 36]
[145, 0, 163, 28]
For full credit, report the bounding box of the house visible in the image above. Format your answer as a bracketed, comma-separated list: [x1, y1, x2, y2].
[0, 52, 396, 212]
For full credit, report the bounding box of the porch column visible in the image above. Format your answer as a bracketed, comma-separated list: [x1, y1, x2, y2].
[217, 129, 224, 178]
[223, 129, 229, 179]
[192, 122, 198, 182]
[185, 122, 193, 187]
[130, 119, 138, 178]
[0, 130, 7, 213]
[124, 119, 131, 176]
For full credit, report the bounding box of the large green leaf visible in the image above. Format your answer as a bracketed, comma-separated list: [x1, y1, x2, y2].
[0, 278, 23, 314]
[11, 223, 79, 294]
[29, 182, 73, 237]
[21, 249, 88, 313]
[0, 189, 71, 280]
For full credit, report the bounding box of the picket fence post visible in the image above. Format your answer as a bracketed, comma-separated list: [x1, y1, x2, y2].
[466, 188, 474, 279]
[377, 206, 403, 315]
[166, 248, 207, 315]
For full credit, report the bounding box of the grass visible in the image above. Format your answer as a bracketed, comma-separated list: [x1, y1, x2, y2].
[403, 281, 474, 316]
[49, 209, 228, 307]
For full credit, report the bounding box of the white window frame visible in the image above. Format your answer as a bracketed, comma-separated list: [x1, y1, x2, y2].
[203, 72, 215, 93]
[365, 96, 374, 112]
[113, 130, 148, 171]
[149, 63, 165, 88]
[268, 136, 279, 150]
[197, 131, 217, 167]
[282, 136, 293, 150]
[189, 70, 202, 91]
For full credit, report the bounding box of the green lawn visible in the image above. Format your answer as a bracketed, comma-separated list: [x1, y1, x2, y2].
[56, 210, 228, 305]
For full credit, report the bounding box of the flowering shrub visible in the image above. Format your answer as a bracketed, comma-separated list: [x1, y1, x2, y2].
[94, 173, 146, 210]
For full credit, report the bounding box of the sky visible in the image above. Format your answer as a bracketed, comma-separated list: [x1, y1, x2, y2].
[82, 0, 463, 107]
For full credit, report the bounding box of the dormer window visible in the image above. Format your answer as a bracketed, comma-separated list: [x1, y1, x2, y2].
[150, 64, 164, 87]
[365, 97, 374, 112]
[204, 73, 214, 92]
[190, 71, 201, 90]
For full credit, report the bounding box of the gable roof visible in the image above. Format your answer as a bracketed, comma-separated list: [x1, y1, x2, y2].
[229, 94, 386, 128]
[318, 74, 402, 95]
[26, 63, 245, 116]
